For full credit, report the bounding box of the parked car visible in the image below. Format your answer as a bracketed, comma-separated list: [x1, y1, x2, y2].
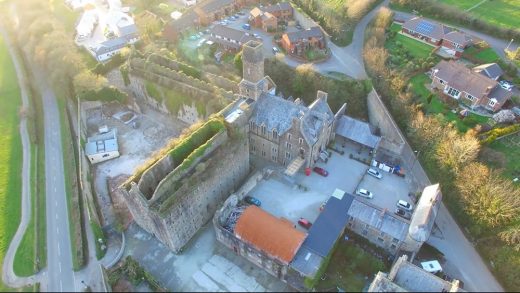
[421, 260, 443, 274]
[397, 199, 413, 211]
[298, 218, 312, 229]
[242, 23, 251, 30]
[395, 208, 411, 220]
[319, 199, 328, 211]
[313, 167, 329, 177]
[295, 24, 302, 30]
[367, 168, 382, 179]
[355, 188, 373, 199]
[244, 195, 261, 206]
[238, 11, 246, 15]
[253, 33, 260, 38]
[197, 38, 206, 48]
[499, 80, 514, 91]
[220, 20, 229, 25]
[272, 46, 280, 54]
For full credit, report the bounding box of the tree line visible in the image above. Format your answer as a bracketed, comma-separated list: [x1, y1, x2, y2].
[365, 8, 520, 290]
[5, 0, 126, 102]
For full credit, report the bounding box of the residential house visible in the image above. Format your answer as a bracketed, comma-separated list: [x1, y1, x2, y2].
[401, 17, 472, 57]
[473, 63, 504, 80]
[209, 25, 257, 51]
[91, 38, 128, 62]
[440, 31, 472, 57]
[194, 0, 239, 26]
[262, 2, 293, 22]
[85, 129, 120, 164]
[249, 7, 278, 32]
[431, 60, 512, 112]
[401, 17, 449, 46]
[368, 255, 465, 292]
[280, 27, 326, 57]
[163, 11, 200, 42]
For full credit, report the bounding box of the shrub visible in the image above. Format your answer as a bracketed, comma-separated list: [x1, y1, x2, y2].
[481, 124, 520, 144]
[80, 86, 127, 103]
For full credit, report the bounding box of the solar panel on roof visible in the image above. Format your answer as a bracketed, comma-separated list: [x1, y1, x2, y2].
[415, 20, 435, 35]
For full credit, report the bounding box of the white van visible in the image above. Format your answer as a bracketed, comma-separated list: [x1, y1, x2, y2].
[367, 168, 382, 179]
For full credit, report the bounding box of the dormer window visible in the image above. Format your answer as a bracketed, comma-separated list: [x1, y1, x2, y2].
[299, 138, 304, 145]
[488, 99, 497, 107]
[288, 133, 292, 140]
[272, 129, 278, 138]
[261, 125, 266, 136]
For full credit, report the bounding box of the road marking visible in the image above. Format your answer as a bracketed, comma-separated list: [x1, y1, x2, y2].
[59, 262, 62, 273]
[57, 227, 59, 235]
[58, 242, 60, 254]
[56, 214, 58, 220]
[55, 201, 58, 207]
[60, 280, 63, 291]
[54, 187, 57, 192]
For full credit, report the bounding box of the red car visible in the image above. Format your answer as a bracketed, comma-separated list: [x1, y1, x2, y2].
[298, 218, 312, 229]
[313, 167, 329, 177]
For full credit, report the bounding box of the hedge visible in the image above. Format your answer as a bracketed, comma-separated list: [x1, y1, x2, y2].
[481, 124, 520, 144]
[80, 86, 127, 103]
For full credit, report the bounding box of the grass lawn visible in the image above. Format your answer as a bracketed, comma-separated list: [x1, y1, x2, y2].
[409, 73, 489, 132]
[489, 132, 520, 179]
[463, 47, 500, 64]
[386, 24, 436, 60]
[316, 239, 387, 292]
[0, 34, 37, 292]
[439, 0, 520, 30]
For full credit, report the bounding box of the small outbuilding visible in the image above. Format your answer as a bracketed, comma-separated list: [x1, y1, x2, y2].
[85, 129, 120, 164]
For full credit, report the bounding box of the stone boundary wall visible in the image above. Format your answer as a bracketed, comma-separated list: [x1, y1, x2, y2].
[367, 89, 432, 192]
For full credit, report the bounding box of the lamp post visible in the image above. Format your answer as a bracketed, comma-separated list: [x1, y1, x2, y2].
[411, 150, 421, 172]
[505, 38, 514, 52]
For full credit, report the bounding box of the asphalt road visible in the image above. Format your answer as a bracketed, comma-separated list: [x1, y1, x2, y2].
[34, 67, 77, 292]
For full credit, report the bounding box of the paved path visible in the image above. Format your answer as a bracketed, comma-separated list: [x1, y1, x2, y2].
[0, 25, 42, 289]
[32, 65, 77, 292]
[428, 204, 504, 292]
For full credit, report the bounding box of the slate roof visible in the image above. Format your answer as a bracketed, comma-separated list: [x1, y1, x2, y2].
[118, 24, 138, 37]
[234, 206, 306, 264]
[210, 25, 256, 48]
[301, 192, 354, 257]
[164, 11, 198, 34]
[199, 0, 235, 13]
[408, 184, 441, 243]
[489, 85, 513, 104]
[335, 115, 381, 149]
[432, 60, 498, 99]
[402, 17, 450, 40]
[284, 26, 323, 43]
[93, 38, 127, 55]
[250, 92, 333, 145]
[442, 31, 471, 46]
[473, 63, 504, 80]
[262, 2, 292, 13]
[347, 199, 409, 241]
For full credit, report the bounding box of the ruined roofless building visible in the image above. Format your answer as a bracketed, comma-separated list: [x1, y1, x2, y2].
[120, 104, 252, 253]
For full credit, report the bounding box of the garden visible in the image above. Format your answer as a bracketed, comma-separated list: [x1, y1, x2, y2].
[438, 0, 520, 30]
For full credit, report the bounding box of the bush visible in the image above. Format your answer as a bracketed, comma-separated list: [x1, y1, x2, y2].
[80, 86, 127, 103]
[481, 124, 520, 144]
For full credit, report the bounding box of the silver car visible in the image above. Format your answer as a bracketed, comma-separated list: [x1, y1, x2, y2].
[356, 188, 373, 199]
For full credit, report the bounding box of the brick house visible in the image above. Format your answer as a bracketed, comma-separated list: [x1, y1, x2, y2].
[401, 17, 472, 58]
[280, 27, 326, 57]
[401, 17, 448, 46]
[249, 7, 277, 31]
[209, 24, 257, 51]
[431, 60, 512, 112]
[262, 2, 293, 22]
[440, 31, 472, 58]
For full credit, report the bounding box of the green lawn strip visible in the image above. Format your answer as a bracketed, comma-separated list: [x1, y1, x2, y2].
[57, 98, 85, 271]
[0, 35, 28, 292]
[409, 73, 489, 132]
[385, 24, 436, 60]
[12, 146, 36, 277]
[90, 220, 106, 260]
[464, 47, 500, 64]
[489, 132, 520, 179]
[439, 0, 520, 30]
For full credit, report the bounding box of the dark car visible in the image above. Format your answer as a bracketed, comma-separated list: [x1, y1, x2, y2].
[244, 196, 261, 207]
[395, 208, 411, 220]
[298, 218, 312, 229]
[313, 167, 329, 177]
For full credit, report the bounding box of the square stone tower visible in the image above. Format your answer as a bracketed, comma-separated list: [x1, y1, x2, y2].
[239, 40, 268, 100]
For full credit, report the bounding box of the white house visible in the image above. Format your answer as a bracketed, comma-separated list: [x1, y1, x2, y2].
[85, 129, 120, 164]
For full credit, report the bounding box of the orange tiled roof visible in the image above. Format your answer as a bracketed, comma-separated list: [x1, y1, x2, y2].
[234, 206, 306, 264]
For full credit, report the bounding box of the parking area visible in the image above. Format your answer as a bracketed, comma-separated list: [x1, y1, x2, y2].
[357, 171, 413, 214]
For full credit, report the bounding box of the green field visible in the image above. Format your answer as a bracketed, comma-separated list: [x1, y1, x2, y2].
[463, 46, 500, 63]
[438, 0, 520, 30]
[0, 35, 23, 290]
[409, 73, 489, 132]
